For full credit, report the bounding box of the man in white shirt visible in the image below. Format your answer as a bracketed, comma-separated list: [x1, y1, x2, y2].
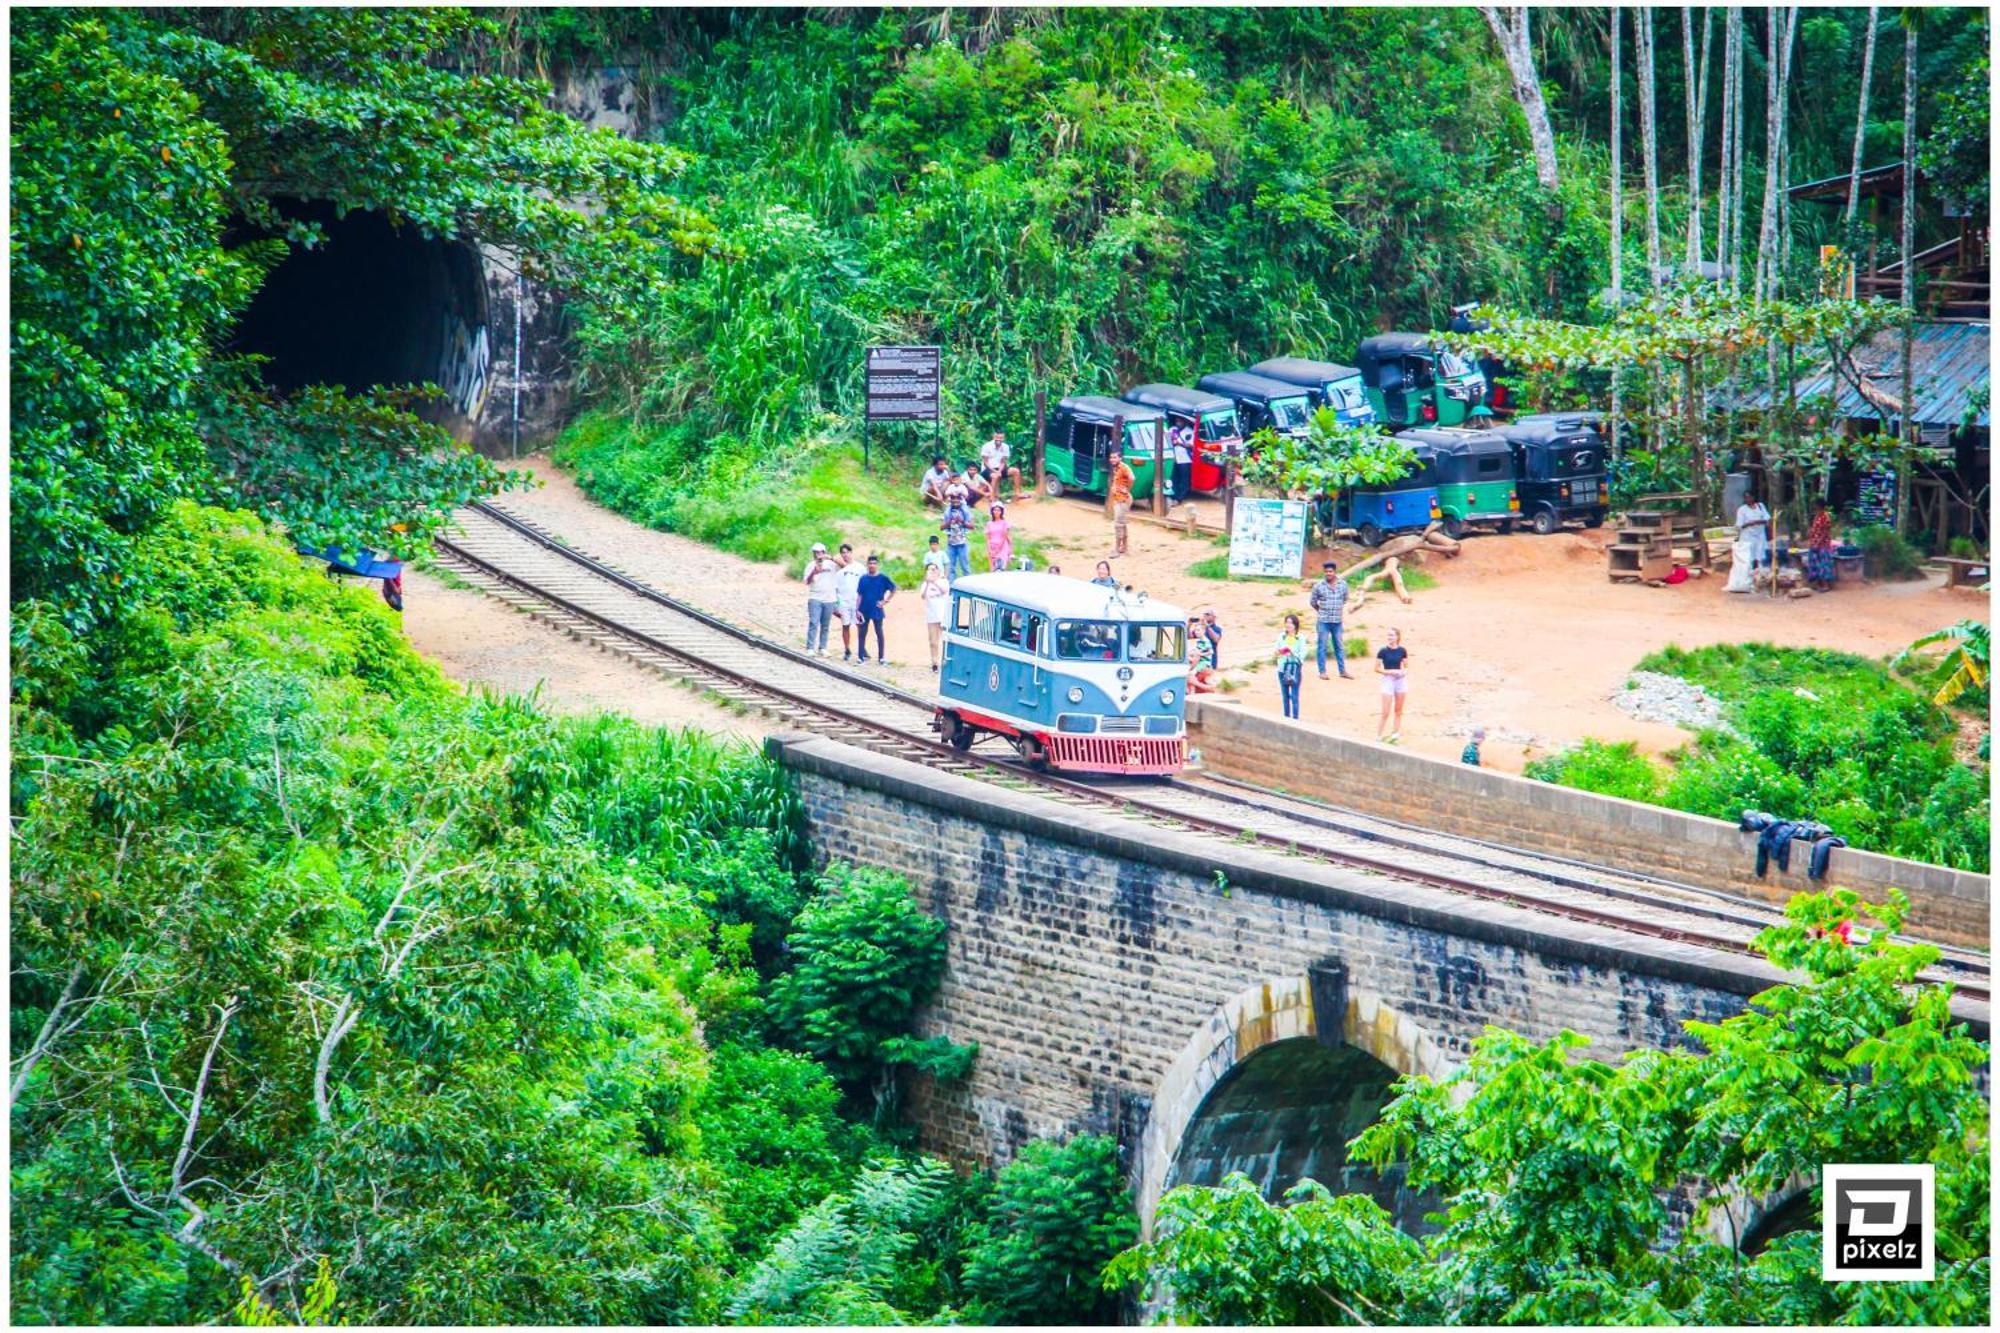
[1169, 424, 1195, 506]
[834, 543, 866, 661]
[980, 431, 1024, 503]
[802, 542, 840, 656]
[919, 457, 954, 507]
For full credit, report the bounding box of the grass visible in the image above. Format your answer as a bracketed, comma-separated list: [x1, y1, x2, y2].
[1635, 642, 1914, 719]
[556, 413, 1048, 587]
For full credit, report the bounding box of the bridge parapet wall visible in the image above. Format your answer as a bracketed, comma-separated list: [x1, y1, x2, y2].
[766, 735, 1806, 1195]
[1188, 701, 1989, 949]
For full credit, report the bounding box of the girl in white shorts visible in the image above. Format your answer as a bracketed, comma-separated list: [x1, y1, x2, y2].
[1375, 628, 1410, 743]
[921, 563, 951, 670]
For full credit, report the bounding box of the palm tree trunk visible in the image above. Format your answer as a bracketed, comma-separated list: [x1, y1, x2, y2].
[1685, 8, 1712, 271]
[1610, 4, 1623, 464]
[1755, 7, 1799, 301]
[1637, 8, 1663, 289]
[1728, 6, 1748, 289]
[1896, 13, 1917, 535]
[1845, 7, 1880, 228]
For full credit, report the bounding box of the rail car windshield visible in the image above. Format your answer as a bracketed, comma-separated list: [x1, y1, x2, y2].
[1126, 623, 1187, 662]
[1055, 620, 1124, 660]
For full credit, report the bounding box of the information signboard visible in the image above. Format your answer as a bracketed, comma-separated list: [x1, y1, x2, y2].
[865, 345, 942, 422]
[1855, 469, 1898, 526]
[1226, 497, 1309, 579]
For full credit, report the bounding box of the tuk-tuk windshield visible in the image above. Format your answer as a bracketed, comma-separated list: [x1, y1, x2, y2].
[1327, 379, 1369, 413]
[1438, 349, 1475, 378]
[1126, 623, 1187, 663]
[1123, 420, 1159, 457]
[1269, 396, 1311, 430]
[1056, 621, 1123, 661]
[1198, 408, 1241, 440]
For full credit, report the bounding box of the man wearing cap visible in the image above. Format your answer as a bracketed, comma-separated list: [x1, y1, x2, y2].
[981, 431, 1023, 503]
[940, 486, 974, 582]
[803, 542, 840, 655]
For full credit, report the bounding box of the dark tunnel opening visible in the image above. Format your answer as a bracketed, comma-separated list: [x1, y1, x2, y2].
[228, 200, 491, 437]
[1166, 1038, 1444, 1236]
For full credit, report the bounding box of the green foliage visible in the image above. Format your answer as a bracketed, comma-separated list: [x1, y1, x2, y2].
[1918, 30, 1990, 214]
[1122, 891, 1989, 1325]
[1523, 738, 1664, 804]
[769, 865, 974, 1102]
[725, 1158, 964, 1325]
[1852, 524, 1928, 581]
[1530, 644, 1981, 871]
[1240, 409, 1418, 500]
[233, 1257, 339, 1326]
[961, 1135, 1139, 1325]
[1896, 620, 1991, 709]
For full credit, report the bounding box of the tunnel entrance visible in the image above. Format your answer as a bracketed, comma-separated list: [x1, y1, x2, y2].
[228, 200, 492, 438]
[1164, 1037, 1442, 1235]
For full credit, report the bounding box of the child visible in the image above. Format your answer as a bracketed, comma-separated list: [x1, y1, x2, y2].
[1461, 726, 1485, 766]
[984, 502, 1014, 573]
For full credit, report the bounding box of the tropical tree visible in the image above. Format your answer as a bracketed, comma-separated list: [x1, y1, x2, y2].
[1897, 621, 1991, 707]
[1846, 7, 1882, 227]
[1479, 7, 1561, 193]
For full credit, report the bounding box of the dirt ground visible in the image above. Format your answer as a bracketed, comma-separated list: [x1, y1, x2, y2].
[401, 566, 773, 742]
[432, 456, 1987, 772]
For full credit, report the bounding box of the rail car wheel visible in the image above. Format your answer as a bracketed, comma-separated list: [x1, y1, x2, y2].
[941, 713, 975, 751]
[1356, 522, 1384, 548]
[1531, 508, 1558, 535]
[1015, 734, 1050, 771]
[1042, 474, 1065, 499]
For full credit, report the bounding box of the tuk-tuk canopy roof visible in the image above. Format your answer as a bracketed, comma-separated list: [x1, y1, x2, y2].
[1356, 332, 1440, 364]
[949, 571, 1190, 625]
[1499, 412, 1605, 446]
[1123, 383, 1234, 415]
[1196, 370, 1315, 403]
[1400, 427, 1511, 457]
[1248, 357, 1363, 388]
[1058, 394, 1165, 425]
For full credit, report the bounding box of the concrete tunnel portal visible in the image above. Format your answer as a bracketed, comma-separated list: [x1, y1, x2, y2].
[228, 200, 494, 441]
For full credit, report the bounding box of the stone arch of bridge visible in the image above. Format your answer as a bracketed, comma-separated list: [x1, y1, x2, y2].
[1132, 967, 1457, 1234]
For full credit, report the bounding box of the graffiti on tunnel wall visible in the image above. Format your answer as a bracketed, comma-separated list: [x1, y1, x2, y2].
[437, 313, 491, 418]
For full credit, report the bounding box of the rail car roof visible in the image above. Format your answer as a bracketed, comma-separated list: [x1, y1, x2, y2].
[1248, 356, 1365, 384]
[1057, 394, 1166, 423]
[1122, 383, 1234, 414]
[1196, 370, 1314, 401]
[1399, 427, 1511, 456]
[948, 571, 1190, 624]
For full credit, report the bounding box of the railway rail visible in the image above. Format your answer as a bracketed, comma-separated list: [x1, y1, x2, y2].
[433, 500, 1990, 1005]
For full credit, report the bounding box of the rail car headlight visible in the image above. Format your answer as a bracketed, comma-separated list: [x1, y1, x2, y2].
[1066, 686, 1085, 704]
[1159, 688, 1177, 705]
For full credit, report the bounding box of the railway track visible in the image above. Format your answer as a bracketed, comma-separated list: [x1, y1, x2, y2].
[434, 500, 1990, 1005]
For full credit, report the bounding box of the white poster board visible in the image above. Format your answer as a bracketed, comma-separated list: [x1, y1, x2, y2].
[1226, 497, 1308, 579]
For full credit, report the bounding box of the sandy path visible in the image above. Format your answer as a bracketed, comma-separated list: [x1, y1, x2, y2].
[457, 456, 1985, 772]
[402, 566, 773, 741]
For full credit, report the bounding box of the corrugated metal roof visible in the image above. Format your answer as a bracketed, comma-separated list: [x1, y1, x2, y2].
[1733, 321, 1990, 429]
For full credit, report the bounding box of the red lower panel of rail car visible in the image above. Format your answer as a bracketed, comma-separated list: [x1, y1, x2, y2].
[1041, 733, 1184, 775]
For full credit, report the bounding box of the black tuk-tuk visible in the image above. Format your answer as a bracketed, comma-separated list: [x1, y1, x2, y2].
[1246, 357, 1376, 428]
[1495, 413, 1610, 534]
[1195, 370, 1315, 440]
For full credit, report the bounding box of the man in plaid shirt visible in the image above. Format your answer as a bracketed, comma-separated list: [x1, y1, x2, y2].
[1307, 560, 1354, 680]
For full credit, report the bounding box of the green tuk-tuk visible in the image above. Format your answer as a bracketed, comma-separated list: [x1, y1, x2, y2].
[1040, 395, 1166, 500]
[1401, 427, 1519, 536]
[1355, 333, 1489, 429]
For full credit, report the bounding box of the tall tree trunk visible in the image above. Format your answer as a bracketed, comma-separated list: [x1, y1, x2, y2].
[1755, 7, 1798, 300]
[1479, 7, 1562, 192]
[1636, 8, 1663, 288]
[1896, 13, 1917, 535]
[1715, 7, 1736, 277]
[1728, 6, 1748, 288]
[1845, 6, 1880, 228]
[1685, 8, 1712, 271]
[1610, 5, 1623, 464]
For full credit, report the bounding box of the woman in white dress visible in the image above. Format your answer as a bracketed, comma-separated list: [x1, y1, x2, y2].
[921, 562, 951, 670]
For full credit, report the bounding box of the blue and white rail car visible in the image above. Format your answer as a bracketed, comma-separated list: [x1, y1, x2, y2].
[936, 572, 1190, 775]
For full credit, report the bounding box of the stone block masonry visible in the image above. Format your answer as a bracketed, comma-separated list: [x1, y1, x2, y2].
[766, 736, 1988, 1224]
[1188, 701, 1990, 949]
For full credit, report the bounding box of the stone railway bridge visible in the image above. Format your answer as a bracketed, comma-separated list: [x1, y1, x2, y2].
[769, 735, 1989, 1234]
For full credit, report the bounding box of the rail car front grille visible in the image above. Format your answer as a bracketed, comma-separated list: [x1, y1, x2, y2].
[1045, 734, 1184, 775]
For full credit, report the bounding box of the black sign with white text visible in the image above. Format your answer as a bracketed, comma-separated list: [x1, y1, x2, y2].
[865, 345, 941, 422]
[1822, 1164, 1934, 1281]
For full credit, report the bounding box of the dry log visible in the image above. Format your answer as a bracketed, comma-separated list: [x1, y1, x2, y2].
[1387, 557, 1412, 604]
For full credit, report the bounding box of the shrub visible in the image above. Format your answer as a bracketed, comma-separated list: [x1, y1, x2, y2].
[1660, 736, 1807, 822]
[1851, 524, 1927, 581]
[1523, 739, 1664, 804]
[961, 1135, 1139, 1325]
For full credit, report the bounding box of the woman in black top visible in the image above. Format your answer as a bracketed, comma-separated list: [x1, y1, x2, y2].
[1375, 627, 1410, 743]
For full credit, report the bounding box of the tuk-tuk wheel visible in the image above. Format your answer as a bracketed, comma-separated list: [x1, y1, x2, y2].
[1582, 513, 1605, 529]
[1497, 519, 1516, 535]
[1531, 509, 1559, 536]
[1442, 517, 1466, 539]
[1356, 522, 1385, 548]
[1042, 474, 1065, 499]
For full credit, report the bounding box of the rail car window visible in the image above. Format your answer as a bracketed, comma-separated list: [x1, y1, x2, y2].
[1055, 620, 1122, 661]
[954, 596, 996, 641]
[1126, 623, 1186, 662]
[995, 606, 1026, 649]
[1025, 614, 1045, 655]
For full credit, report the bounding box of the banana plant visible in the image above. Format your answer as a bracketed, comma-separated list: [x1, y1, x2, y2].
[1898, 620, 1990, 707]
